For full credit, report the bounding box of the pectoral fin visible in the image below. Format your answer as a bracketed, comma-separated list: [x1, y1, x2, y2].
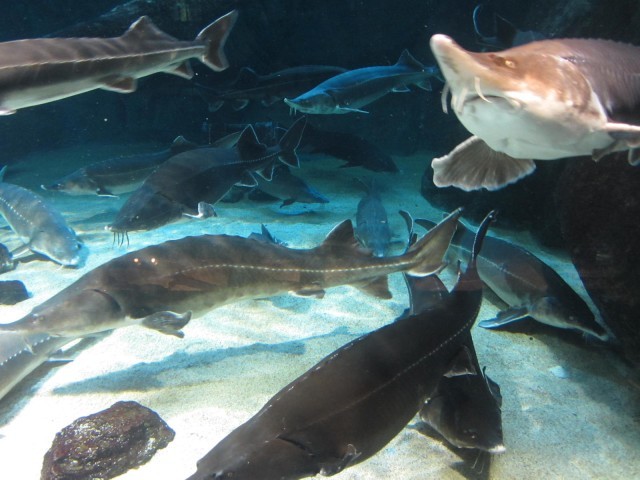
[431, 136, 536, 191]
[478, 306, 529, 329]
[141, 310, 192, 338]
[443, 345, 477, 378]
[319, 444, 361, 476]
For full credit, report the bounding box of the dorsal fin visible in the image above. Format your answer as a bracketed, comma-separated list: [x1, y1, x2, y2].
[395, 49, 425, 70]
[236, 125, 267, 160]
[122, 16, 178, 42]
[320, 220, 362, 251]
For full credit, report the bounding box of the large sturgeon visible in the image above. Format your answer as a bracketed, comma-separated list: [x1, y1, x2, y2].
[0, 210, 461, 403]
[0, 11, 238, 115]
[429, 35, 640, 190]
[185, 211, 491, 480]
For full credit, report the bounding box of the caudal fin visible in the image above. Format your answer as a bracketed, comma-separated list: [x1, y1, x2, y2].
[406, 208, 462, 276]
[277, 116, 307, 168]
[196, 10, 239, 72]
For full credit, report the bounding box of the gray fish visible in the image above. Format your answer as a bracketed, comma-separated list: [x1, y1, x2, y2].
[0, 172, 87, 267]
[0, 210, 460, 342]
[0, 11, 238, 115]
[107, 117, 306, 235]
[355, 179, 392, 257]
[41, 136, 198, 197]
[284, 50, 439, 114]
[252, 165, 329, 208]
[473, 4, 545, 50]
[196, 65, 347, 111]
[430, 35, 640, 191]
[416, 218, 608, 339]
[185, 210, 490, 480]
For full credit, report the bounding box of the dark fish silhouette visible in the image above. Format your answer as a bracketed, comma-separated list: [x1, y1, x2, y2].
[185, 211, 492, 480]
[0, 243, 16, 274]
[473, 3, 545, 50]
[302, 124, 399, 172]
[0, 210, 461, 402]
[107, 117, 306, 235]
[416, 218, 607, 339]
[196, 65, 347, 111]
[252, 165, 329, 207]
[42, 136, 197, 197]
[0, 170, 87, 267]
[0, 11, 238, 114]
[430, 35, 640, 190]
[355, 179, 392, 257]
[284, 50, 439, 114]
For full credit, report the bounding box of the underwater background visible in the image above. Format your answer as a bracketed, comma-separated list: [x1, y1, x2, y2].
[0, 1, 639, 479]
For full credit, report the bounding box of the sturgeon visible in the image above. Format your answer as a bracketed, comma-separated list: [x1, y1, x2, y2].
[0, 208, 461, 347]
[429, 35, 640, 190]
[416, 218, 608, 339]
[0, 174, 87, 267]
[284, 50, 439, 114]
[0, 11, 238, 114]
[42, 136, 197, 197]
[185, 211, 491, 480]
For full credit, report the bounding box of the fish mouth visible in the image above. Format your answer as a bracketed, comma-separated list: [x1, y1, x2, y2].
[430, 34, 521, 115]
[284, 98, 309, 114]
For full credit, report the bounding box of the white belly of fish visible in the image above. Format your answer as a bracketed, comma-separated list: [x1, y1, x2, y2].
[455, 94, 614, 160]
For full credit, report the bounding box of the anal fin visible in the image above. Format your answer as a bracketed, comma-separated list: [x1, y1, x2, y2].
[101, 76, 138, 93]
[431, 136, 536, 191]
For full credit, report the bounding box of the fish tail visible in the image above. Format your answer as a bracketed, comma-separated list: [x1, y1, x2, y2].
[277, 117, 307, 168]
[196, 10, 239, 72]
[405, 208, 462, 276]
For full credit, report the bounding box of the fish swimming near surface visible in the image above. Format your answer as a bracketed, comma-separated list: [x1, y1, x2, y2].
[184, 210, 491, 480]
[472, 3, 545, 50]
[0, 170, 87, 267]
[429, 35, 640, 190]
[416, 218, 608, 339]
[107, 117, 307, 237]
[284, 50, 439, 114]
[0, 11, 238, 115]
[196, 65, 347, 111]
[354, 178, 392, 257]
[42, 136, 198, 197]
[251, 165, 330, 208]
[0, 210, 461, 405]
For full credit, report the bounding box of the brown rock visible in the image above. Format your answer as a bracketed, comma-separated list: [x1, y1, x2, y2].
[41, 401, 175, 480]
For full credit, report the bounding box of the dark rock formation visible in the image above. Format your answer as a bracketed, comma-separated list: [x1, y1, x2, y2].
[41, 401, 175, 480]
[0, 280, 29, 305]
[555, 156, 640, 366]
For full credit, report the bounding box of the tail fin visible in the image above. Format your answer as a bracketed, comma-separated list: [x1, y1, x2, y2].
[197, 10, 239, 72]
[277, 116, 307, 168]
[406, 208, 462, 276]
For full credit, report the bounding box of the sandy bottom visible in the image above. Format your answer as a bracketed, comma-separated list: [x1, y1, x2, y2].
[0, 143, 638, 479]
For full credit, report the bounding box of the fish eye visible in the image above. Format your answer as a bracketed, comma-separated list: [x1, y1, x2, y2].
[489, 54, 516, 69]
[464, 428, 478, 439]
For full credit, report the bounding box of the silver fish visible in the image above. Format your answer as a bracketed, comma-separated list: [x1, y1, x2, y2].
[0, 11, 238, 114]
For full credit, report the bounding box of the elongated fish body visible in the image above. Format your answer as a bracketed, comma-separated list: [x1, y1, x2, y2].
[430, 35, 640, 190]
[42, 136, 198, 197]
[186, 212, 489, 480]
[284, 50, 439, 114]
[253, 165, 329, 207]
[0, 11, 238, 115]
[355, 179, 392, 257]
[0, 181, 87, 267]
[418, 218, 607, 339]
[108, 117, 306, 234]
[197, 65, 347, 111]
[0, 209, 460, 344]
[0, 331, 72, 402]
